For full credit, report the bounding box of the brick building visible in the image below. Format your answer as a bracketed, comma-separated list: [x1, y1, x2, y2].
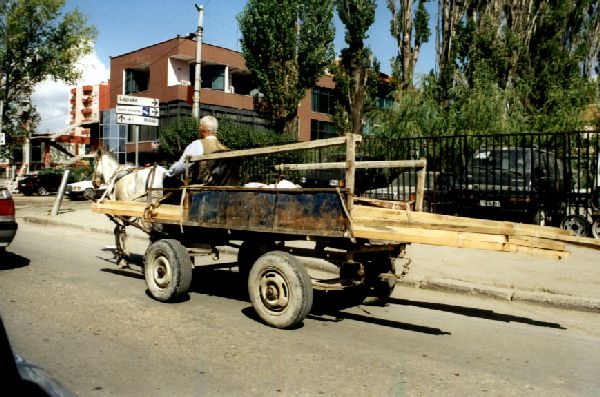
[106, 36, 337, 163]
[63, 81, 110, 153]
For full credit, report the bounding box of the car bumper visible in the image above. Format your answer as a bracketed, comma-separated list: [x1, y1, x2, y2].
[0, 220, 18, 247]
[66, 190, 84, 199]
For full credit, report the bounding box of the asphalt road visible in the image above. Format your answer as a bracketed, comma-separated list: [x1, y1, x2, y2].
[1, 220, 600, 396]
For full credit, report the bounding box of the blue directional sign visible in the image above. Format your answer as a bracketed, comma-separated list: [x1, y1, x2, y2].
[116, 104, 160, 117]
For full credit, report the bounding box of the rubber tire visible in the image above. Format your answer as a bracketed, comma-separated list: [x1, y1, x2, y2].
[83, 188, 95, 201]
[248, 251, 313, 329]
[37, 186, 48, 196]
[592, 218, 600, 239]
[237, 240, 275, 279]
[362, 254, 396, 306]
[560, 215, 590, 237]
[144, 239, 193, 302]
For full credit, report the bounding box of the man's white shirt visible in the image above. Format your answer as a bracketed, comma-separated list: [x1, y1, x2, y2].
[166, 135, 218, 178]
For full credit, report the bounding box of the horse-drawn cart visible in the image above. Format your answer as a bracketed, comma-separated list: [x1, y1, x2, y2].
[91, 134, 600, 329]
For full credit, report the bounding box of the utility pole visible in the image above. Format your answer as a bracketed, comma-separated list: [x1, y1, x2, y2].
[192, 4, 204, 119]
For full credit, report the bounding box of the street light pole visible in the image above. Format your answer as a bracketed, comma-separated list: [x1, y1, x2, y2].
[192, 4, 204, 119]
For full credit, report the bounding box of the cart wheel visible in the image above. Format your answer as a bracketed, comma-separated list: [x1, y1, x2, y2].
[144, 239, 193, 302]
[238, 240, 275, 279]
[360, 253, 396, 306]
[83, 188, 95, 201]
[560, 215, 589, 237]
[248, 251, 313, 329]
[592, 218, 600, 239]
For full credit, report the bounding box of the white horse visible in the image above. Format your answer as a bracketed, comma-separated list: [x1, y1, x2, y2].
[92, 148, 167, 269]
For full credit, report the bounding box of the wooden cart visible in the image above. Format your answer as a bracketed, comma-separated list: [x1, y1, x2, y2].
[92, 134, 599, 329]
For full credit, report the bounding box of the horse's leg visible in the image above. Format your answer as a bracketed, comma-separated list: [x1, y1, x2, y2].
[114, 223, 130, 269]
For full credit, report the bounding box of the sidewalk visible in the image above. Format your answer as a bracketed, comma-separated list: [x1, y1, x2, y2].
[15, 197, 600, 313]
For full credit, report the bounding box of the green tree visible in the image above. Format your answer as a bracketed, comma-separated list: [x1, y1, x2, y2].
[158, 117, 199, 164]
[237, 0, 335, 135]
[333, 0, 377, 135]
[159, 117, 299, 184]
[387, 0, 430, 90]
[0, 0, 96, 158]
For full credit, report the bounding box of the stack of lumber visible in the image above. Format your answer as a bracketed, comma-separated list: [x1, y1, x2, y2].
[351, 205, 600, 260]
[91, 201, 182, 222]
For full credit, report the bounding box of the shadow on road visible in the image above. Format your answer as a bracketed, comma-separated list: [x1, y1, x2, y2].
[0, 252, 30, 270]
[190, 266, 249, 302]
[308, 289, 451, 335]
[100, 267, 145, 280]
[190, 270, 452, 334]
[389, 298, 565, 329]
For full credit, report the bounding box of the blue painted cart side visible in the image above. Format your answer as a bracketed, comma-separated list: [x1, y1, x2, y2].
[182, 188, 349, 238]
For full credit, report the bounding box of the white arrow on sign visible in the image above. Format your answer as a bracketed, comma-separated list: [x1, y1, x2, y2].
[116, 114, 159, 127]
[116, 104, 160, 117]
[117, 94, 160, 107]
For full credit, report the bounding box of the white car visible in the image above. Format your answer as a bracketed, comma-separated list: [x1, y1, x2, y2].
[65, 178, 106, 200]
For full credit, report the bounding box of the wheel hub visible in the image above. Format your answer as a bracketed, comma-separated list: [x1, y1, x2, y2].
[152, 257, 171, 289]
[259, 271, 289, 312]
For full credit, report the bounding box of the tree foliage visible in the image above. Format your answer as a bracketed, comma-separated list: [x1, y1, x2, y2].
[0, 0, 96, 157]
[387, 0, 430, 90]
[374, 0, 599, 138]
[159, 117, 297, 163]
[333, 0, 377, 135]
[238, 0, 335, 135]
[159, 117, 299, 184]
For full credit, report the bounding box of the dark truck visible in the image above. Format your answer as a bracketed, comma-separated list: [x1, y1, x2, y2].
[454, 146, 567, 225]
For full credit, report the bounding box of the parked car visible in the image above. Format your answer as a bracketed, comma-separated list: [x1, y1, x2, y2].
[0, 187, 17, 256]
[453, 146, 566, 225]
[299, 154, 391, 195]
[17, 173, 65, 196]
[364, 170, 455, 212]
[65, 177, 106, 200]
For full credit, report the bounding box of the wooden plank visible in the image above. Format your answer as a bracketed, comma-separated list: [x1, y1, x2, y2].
[345, 133, 356, 204]
[415, 168, 426, 212]
[547, 233, 600, 248]
[275, 159, 427, 171]
[353, 197, 412, 210]
[351, 205, 573, 240]
[92, 201, 182, 222]
[353, 216, 519, 236]
[352, 224, 568, 259]
[352, 224, 508, 244]
[508, 236, 565, 252]
[189, 135, 362, 162]
[352, 224, 507, 250]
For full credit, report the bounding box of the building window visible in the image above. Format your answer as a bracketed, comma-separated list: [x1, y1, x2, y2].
[310, 120, 336, 140]
[125, 68, 149, 94]
[312, 87, 335, 115]
[127, 125, 158, 143]
[202, 65, 225, 90]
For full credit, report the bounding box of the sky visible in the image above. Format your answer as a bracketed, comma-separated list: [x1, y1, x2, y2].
[32, 0, 437, 134]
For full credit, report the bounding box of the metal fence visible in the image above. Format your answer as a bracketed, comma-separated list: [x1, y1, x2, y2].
[356, 131, 600, 235]
[274, 131, 599, 236]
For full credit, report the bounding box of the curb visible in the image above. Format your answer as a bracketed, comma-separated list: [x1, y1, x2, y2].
[19, 215, 600, 313]
[20, 216, 149, 241]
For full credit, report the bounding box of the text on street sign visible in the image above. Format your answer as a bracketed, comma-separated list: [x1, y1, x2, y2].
[117, 94, 160, 107]
[116, 114, 160, 127]
[116, 104, 160, 117]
